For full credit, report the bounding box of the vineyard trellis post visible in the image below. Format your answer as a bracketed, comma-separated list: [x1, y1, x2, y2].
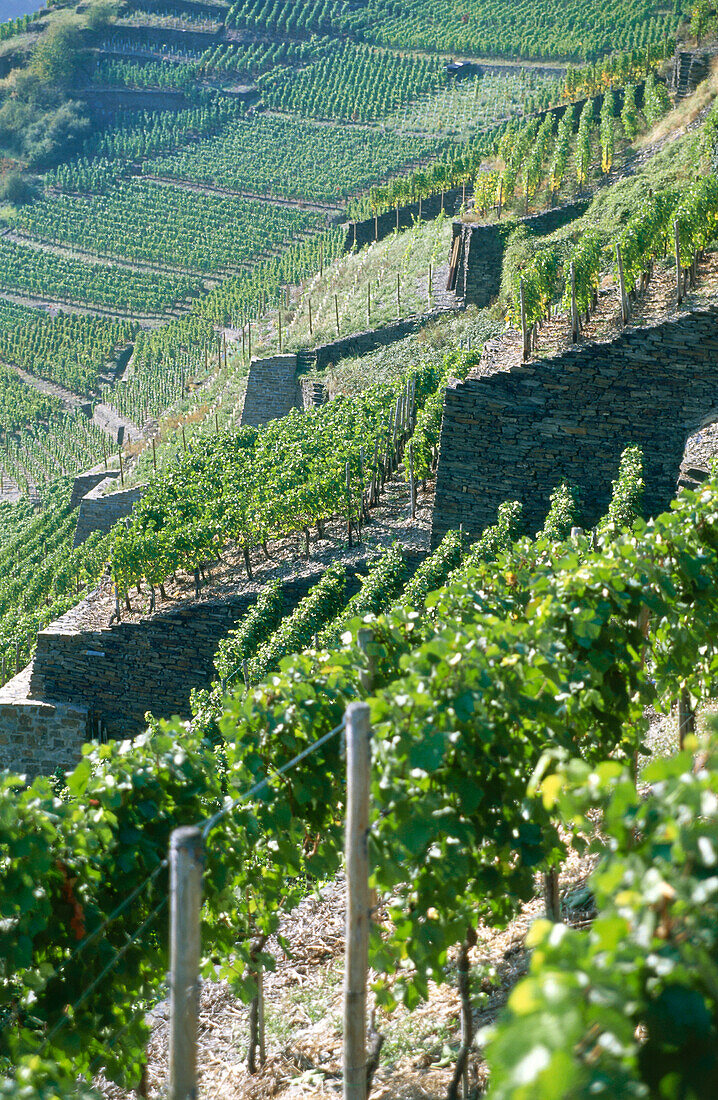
[169, 825, 205, 1100]
[675, 218, 682, 305]
[408, 442, 416, 519]
[678, 689, 695, 750]
[570, 262, 579, 343]
[519, 278, 529, 360]
[616, 242, 629, 324]
[343, 701, 372, 1100]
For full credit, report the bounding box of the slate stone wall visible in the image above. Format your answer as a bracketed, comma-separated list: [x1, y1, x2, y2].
[26, 568, 366, 742]
[72, 481, 145, 548]
[454, 200, 589, 308]
[431, 308, 718, 547]
[240, 354, 301, 427]
[0, 683, 88, 781]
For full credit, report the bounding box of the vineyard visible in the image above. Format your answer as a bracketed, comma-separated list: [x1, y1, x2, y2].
[0, 301, 135, 396]
[138, 113, 448, 202]
[257, 42, 446, 122]
[10, 180, 324, 275]
[2, 2, 718, 1093]
[5, 430, 718, 1097]
[0, 481, 112, 685]
[0, 238, 200, 314]
[226, 0, 681, 61]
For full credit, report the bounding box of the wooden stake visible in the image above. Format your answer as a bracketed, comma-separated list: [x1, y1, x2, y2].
[616, 242, 629, 324]
[278, 309, 283, 353]
[543, 868, 561, 921]
[520, 278, 529, 360]
[346, 460, 352, 547]
[152, 438, 157, 472]
[570, 261, 579, 343]
[248, 320, 252, 360]
[118, 448, 124, 487]
[182, 425, 187, 452]
[309, 298, 313, 336]
[169, 826, 204, 1100]
[675, 218, 682, 305]
[335, 294, 341, 337]
[678, 689, 695, 750]
[343, 702, 371, 1100]
[396, 273, 401, 319]
[367, 284, 371, 326]
[408, 442, 416, 518]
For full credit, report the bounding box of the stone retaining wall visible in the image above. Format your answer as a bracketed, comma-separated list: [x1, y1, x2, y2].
[431, 308, 718, 547]
[70, 470, 118, 509]
[26, 567, 366, 743]
[240, 354, 301, 427]
[72, 480, 145, 548]
[0, 669, 88, 780]
[453, 200, 589, 308]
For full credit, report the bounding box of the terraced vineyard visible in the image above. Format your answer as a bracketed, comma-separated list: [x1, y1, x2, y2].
[138, 113, 447, 202]
[0, 237, 200, 313]
[11, 179, 324, 274]
[0, 301, 135, 396]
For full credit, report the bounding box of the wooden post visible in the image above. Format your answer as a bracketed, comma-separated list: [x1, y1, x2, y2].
[616, 242, 629, 323]
[371, 436, 379, 506]
[678, 689, 695, 750]
[395, 203, 399, 231]
[102, 437, 107, 470]
[118, 448, 124, 487]
[520, 278, 529, 360]
[374, 214, 378, 242]
[181, 425, 187, 452]
[428, 263, 432, 302]
[152, 438, 157, 472]
[543, 868, 561, 921]
[570, 262, 579, 343]
[248, 320, 252, 360]
[408, 442, 416, 519]
[215, 411, 219, 434]
[278, 309, 283, 353]
[169, 826, 204, 1100]
[343, 702, 371, 1100]
[309, 298, 313, 337]
[335, 294, 340, 337]
[346, 460, 352, 547]
[396, 273, 400, 319]
[367, 284, 371, 326]
[675, 218, 682, 305]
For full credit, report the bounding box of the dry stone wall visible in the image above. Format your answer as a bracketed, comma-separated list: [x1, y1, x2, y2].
[240, 354, 301, 427]
[72, 480, 145, 547]
[452, 200, 589, 308]
[431, 308, 718, 547]
[26, 567, 367, 743]
[0, 670, 89, 780]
